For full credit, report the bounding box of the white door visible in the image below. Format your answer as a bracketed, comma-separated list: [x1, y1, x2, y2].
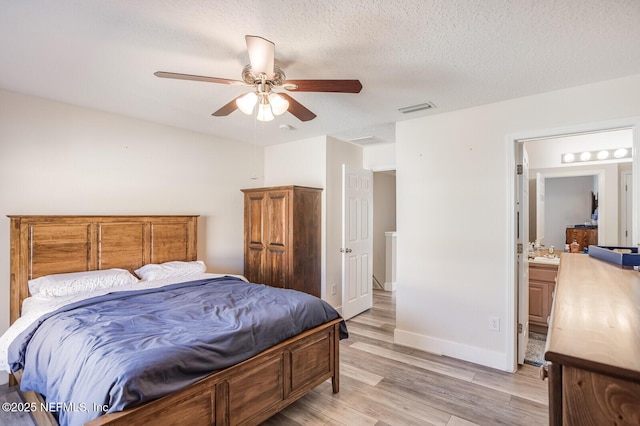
[341, 164, 373, 320]
[517, 144, 530, 364]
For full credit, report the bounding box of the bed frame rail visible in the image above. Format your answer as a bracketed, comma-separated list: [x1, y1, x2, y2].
[85, 320, 341, 426]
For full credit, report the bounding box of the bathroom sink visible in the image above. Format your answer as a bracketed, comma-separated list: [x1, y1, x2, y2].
[530, 256, 560, 265]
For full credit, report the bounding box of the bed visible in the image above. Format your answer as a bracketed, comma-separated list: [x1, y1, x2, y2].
[4, 215, 345, 426]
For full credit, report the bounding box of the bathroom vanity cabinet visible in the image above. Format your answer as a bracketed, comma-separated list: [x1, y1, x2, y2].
[528, 262, 557, 333]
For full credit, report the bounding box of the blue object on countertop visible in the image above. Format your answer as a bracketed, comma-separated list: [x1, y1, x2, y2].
[588, 245, 640, 267]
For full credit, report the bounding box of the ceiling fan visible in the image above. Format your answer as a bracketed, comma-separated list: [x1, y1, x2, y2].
[155, 35, 363, 122]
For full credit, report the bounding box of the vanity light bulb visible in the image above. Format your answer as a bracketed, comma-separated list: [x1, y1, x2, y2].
[596, 150, 609, 160]
[563, 153, 575, 163]
[614, 148, 628, 158]
[580, 152, 592, 161]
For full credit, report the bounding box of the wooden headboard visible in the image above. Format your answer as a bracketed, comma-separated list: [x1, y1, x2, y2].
[8, 215, 198, 325]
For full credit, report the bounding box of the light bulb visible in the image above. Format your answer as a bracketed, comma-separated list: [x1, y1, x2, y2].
[596, 150, 609, 160]
[236, 92, 257, 115]
[614, 148, 628, 158]
[563, 153, 575, 163]
[268, 93, 289, 115]
[580, 151, 592, 161]
[256, 101, 274, 121]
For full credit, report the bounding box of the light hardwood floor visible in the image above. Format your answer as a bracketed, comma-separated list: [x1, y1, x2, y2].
[262, 290, 549, 426]
[1, 290, 548, 426]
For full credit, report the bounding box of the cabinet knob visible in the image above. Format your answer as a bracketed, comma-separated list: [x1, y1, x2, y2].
[539, 364, 549, 381]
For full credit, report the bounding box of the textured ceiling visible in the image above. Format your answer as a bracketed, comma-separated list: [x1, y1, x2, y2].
[1, 0, 640, 146]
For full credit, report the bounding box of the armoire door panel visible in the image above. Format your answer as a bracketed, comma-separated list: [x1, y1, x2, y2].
[267, 248, 287, 288]
[247, 194, 265, 245]
[266, 192, 288, 248]
[246, 247, 265, 284]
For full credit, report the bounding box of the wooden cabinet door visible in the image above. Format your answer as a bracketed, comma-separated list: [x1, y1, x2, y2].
[245, 192, 267, 284]
[529, 281, 547, 325]
[529, 264, 557, 329]
[265, 191, 289, 288]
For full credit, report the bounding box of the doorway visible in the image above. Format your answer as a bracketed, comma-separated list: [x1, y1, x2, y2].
[372, 170, 397, 292]
[507, 118, 640, 371]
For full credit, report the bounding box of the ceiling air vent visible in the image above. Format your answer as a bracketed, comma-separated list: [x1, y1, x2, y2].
[398, 102, 436, 114]
[347, 136, 386, 146]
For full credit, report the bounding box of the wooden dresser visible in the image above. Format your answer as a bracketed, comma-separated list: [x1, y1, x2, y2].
[565, 226, 598, 252]
[543, 253, 640, 425]
[241, 186, 322, 297]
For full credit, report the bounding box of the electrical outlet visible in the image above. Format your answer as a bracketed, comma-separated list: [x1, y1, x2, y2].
[489, 316, 500, 332]
[331, 284, 337, 295]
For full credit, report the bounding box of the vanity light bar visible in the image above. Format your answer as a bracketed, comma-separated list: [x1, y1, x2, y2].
[561, 148, 631, 164]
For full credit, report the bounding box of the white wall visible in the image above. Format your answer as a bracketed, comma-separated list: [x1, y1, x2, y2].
[263, 137, 326, 188]
[395, 74, 640, 371]
[363, 143, 395, 170]
[0, 89, 264, 385]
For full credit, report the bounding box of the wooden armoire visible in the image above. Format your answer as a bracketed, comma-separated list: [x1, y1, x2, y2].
[241, 185, 322, 297]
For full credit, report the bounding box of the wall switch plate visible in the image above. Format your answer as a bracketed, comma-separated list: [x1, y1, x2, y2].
[331, 284, 337, 295]
[489, 316, 500, 332]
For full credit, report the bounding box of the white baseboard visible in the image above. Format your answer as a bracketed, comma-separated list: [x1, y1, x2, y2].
[394, 328, 510, 371]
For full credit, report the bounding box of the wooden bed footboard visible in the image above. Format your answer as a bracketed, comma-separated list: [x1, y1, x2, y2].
[84, 319, 342, 426]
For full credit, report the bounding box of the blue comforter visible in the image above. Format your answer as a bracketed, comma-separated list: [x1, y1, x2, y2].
[8, 276, 347, 426]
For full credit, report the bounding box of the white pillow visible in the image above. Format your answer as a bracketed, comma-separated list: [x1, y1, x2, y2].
[135, 260, 206, 281]
[28, 268, 139, 297]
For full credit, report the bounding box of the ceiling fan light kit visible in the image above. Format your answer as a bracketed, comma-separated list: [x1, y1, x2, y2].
[257, 97, 274, 121]
[155, 35, 362, 122]
[236, 92, 258, 114]
[234, 73, 290, 121]
[268, 93, 289, 115]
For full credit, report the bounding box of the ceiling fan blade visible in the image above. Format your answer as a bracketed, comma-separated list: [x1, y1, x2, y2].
[283, 79, 363, 93]
[279, 93, 317, 122]
[245, 35, 275, 79]
[212, 96, 242, 117]
[155, 71, 245, 85]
